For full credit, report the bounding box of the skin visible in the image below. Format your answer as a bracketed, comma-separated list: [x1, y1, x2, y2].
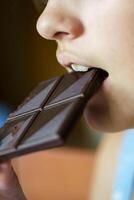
[36, 1, 134, 198]
[0, 162, 26, 199]
[1, 0, 134, 198]
[37, 0, 134, 133]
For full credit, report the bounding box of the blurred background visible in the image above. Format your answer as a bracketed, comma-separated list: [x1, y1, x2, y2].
[1, 1, 103, 199]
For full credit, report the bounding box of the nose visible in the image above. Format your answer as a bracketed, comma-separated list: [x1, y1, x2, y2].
[36, 4, 84, 41]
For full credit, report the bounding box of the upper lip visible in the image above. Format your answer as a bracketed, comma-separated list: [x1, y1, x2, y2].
[57, 52, 96, 70]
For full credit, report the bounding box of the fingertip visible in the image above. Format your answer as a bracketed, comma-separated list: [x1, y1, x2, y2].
[0, 161, 12, 171]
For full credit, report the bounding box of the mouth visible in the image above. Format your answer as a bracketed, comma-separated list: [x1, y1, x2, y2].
[63, 62, 109, 93]
[58, 59, 102, 73]
[61, 62, 109, 81]
[57, 56, 109, 114]
[57, 53, 108, 75]
[62, 63, 109, 92]
[65, 63, 96, 73]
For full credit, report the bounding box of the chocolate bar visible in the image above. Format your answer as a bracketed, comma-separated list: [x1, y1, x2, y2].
[0, 68, 108, 161]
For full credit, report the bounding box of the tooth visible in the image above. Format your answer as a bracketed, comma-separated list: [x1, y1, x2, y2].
[71, 64, 88, 72]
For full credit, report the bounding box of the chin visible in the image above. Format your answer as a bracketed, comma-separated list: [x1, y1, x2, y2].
[84, 111, 110, 133]
[83, 94, 112, 133]
[84, 109, 133, 133]
[83, 107, 127, 133]
[83, 78, 132, 133]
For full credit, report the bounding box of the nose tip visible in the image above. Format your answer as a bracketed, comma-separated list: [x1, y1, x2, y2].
[36, 16, 56, 40]
[36, 10, 84, 41]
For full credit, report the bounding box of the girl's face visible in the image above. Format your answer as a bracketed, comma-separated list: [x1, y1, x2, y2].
[36, 0, 134, 132]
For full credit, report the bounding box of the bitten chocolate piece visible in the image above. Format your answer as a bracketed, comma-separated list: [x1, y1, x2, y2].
[0, 69, 108, 161]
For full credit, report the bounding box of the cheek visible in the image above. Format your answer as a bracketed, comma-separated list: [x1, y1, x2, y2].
[82, 2, 134, 69]
[98, 10, 134, 66]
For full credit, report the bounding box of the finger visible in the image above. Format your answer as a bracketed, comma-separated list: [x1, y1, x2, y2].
[0, 161, 14, 178]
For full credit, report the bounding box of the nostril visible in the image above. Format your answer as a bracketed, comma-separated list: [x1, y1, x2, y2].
[54, 31, 69, 39]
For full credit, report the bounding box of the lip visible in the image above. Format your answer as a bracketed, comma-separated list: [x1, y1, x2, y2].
[57, 52, 109, 82]
[57, 52, 95, 70]
[57, 52, 109, 98]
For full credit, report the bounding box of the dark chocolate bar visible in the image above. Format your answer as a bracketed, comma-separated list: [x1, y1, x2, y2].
[0, 68, 108, 161]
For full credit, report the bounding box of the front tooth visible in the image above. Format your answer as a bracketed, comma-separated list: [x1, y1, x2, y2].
[71, 64, 88, 72]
